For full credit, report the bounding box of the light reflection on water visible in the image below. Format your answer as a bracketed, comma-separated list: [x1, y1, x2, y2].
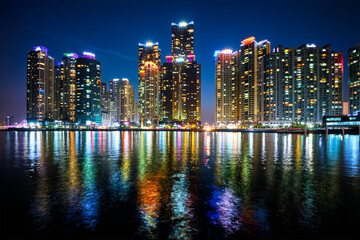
[1, 131, 360, 239]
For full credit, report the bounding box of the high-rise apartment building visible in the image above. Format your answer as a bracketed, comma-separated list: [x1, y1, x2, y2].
[109, 78, 136, 125]
[233, 37, 270, 124]
[59, 53, 78, 122]
[349, 43, 360, 115]
[53, 62, 61, 120]
[6, 116, 14, 126]
[160, 21, 201, 125]
[26, 46, 54, 123]
[116, 78, 131, 122]
[129, 85, 137, 124]
[75, 52, 101, 125]
[100, 82, 116, 126]
[138, 42, 161, 126]
[171, 21, 194, 57]
[259, 44, 343, 124]
[214, 49, 236, 125]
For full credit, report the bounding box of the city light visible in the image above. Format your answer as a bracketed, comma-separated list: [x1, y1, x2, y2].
[82, 51, 96, 59]
[241, 36, 255, 45]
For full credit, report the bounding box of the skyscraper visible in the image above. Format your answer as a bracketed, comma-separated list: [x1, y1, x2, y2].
[26, 46, 54, 123]
[234, 37, 270, 124]
[75, 52, 101, 125]
[6, 116, 14, 126]
[129, 85, 137, 124]
[171, 21, 194, 57]
[214, 49, 236, 125]
[349, 43, 360, 115]
[160, 21, 201, 125]
[53, 62, 61, 120]
[259, 44, 343, 124]
[118, 78, 131, 123]
[100, 82, 115, 127]
[60, 53, 78, 122]
[138, 42, 161, 126]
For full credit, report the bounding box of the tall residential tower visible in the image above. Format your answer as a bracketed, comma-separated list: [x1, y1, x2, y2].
[160, 21, 201, 125]
[214, 49, 236, 125]
[75, 52, 101, 125]
[138, 42, 161, 126]
[349, 43, 360, 115]
[234, 37, 270, 124]
[26, 46, 54, 123]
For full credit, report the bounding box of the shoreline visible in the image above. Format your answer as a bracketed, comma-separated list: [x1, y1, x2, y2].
[1, 128, 360, 135]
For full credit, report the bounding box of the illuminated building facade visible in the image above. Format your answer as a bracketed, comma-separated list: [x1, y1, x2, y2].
[138, 42, 161, 126]
[75, 52, 102, 125]
[234, 37, 270, 124]
[129, 85, 137, 124]
[258, 50, 283, 123]
[259, 44, 343, 124]
[116, 78, 131, 122]
[53, 62, 61, 120]
[59, 53, 78, 122]
[160, 21, 201, 125]
[6, 115, 14, 125]
[171, 21, 194, 57]
[26, 46, 54, 123]
[214, 49, 236, 125]
[100, 82, 114, 126]
[349, 43, 360, 115]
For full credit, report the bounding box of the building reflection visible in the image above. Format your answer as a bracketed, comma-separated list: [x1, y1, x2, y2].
[80, 131, 100, 229]
[137, 131, 162, 239]
[11, 131, 359, 239]
[65, 131, 82, 222]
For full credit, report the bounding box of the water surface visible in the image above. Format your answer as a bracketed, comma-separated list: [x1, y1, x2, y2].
[1, 131, 360, 239]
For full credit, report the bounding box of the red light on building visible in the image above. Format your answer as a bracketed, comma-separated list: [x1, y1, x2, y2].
[241, 36, 255, 45]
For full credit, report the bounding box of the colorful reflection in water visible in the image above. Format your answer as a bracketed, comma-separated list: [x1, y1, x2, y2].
[1, 132, 360, 239]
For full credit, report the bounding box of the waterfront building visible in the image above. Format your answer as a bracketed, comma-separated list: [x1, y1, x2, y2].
[100, 82, 116, 127]
[214, 49, 236, 125]
[111, 78, 134, 124]
[6, 116, 14, 125]
[53, 62, 61, 120]
[259, 44, 343, 124]
[117, 78, 131, 123]
[129, 85, 137, 124]
[59, 53, 78, 122]
[349, 43, 360, 115]
[160, 21, 201, 125]
[75, 52, 101, 125]
[233, 37, 270, 124]
[26, 46, 54, 123]
[138, 42, 161, 126]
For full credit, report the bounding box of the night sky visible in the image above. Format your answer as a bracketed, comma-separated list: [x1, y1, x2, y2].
[1, 0, 359, 124]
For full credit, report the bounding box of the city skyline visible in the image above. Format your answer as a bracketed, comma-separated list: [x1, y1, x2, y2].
[2, 0, 360, 123]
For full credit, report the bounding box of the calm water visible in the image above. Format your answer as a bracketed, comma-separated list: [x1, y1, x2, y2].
[1, 131, 360, 239]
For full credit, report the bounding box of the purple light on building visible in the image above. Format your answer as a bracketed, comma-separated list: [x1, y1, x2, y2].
[32, 46, 48, 55]
[82, 51, 96, 59]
